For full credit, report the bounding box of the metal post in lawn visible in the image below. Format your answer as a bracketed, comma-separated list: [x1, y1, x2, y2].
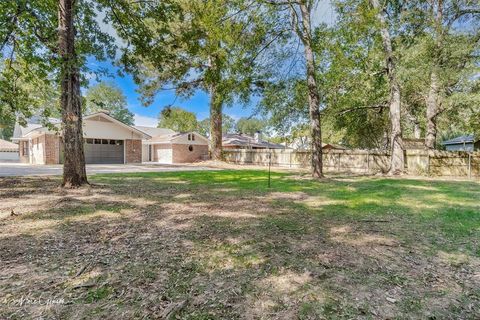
[268, 152, 272, 188]
[468, 152, 472, 179]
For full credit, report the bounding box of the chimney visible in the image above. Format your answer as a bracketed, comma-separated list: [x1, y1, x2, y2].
[254, 131, 262, 143]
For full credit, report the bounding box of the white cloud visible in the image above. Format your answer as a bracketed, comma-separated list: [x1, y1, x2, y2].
[94, 8, 127, 56]
[134, 114, 158, 127]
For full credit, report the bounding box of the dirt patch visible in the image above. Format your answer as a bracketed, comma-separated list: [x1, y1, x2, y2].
[0, 174, 479, 319]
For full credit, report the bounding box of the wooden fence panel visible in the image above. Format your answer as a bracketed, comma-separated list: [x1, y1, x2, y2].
[223, 149, 480, 178]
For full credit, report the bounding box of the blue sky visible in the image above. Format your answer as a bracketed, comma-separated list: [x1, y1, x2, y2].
[87, 59, 256, 126]
[90, 1, 336, 127]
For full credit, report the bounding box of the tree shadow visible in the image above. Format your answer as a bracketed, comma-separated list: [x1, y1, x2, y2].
[0, 171, 478, 319]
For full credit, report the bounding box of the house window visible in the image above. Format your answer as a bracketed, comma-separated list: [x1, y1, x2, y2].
[94, 139, 101, 144]
[187, 134, 191, 141]
[188, 145, 193, 152]
[109, 140, 116, 145]
[115, 140, 123, 146]
[22, 142, 28, 156]
[102, 139, 109, 144]
[191, 134, 195, 141]
[86, 138, 94, 144]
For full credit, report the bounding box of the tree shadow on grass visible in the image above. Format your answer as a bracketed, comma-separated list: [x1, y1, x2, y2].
[0, 172, 479, 319]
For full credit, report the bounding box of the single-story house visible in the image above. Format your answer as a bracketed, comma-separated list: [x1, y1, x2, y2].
[441, 135, 479, 151]
[0, 138, 19, 162]
[12, 112, 209, 165]
[13, 112, 149, 164]
[223, 132, 286, 149]
[141, 131, 209, 164]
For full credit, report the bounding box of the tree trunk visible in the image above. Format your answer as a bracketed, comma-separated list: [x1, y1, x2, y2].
[425, 0, 443, 149]
[59, 0, 88, 187]
[371, 0, 404, 175]
[425, 71, 439, 148]
[413, 121, 421, 139]
[209, 83, 223, 160]
[406, 111, 421, 139]
[299, 2, 323, 178]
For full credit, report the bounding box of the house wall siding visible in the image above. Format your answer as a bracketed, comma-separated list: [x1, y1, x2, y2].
[125, 139, 142, 163]
[172, 144, 208, 163]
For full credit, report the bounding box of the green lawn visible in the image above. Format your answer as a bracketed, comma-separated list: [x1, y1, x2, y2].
[1, 170, 479, 319]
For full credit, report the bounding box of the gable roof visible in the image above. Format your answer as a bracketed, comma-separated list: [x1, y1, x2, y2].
[134, 126, 175, 137]
[0, 139, 18, 151]
[148, 132, 209, 144]
[84, 112, 151, 138]
[13, 112, 150, 140]
[442, 135, 476, 145]
[12, 116, 61, 141]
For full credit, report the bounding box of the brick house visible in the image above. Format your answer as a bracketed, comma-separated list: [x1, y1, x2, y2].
[13, 112, 149, 165]
[141, 131, 209, 164]
[13, 112, 209, 165]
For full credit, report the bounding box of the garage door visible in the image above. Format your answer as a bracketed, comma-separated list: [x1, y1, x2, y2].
[85, 139, 124, 164]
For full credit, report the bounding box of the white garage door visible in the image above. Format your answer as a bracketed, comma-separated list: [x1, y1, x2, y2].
[156, 147, 172, 164]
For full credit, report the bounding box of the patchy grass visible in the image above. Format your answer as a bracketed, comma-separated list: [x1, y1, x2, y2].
[1, 170, 479, 319]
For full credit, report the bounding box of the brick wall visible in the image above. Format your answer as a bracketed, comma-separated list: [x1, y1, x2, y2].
[19, 140, 29, 163]
[172, 143, 208, 163]
[125, 139, 142, 163]
[44, 134, 60, 164]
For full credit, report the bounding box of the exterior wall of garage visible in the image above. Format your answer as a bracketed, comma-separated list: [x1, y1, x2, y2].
[44, 134, 60, 164]
[125, 139, 142, 163]
[20, 134, 60, 164]
[172, 143, 208, 163]
[19, 141, 29, 163]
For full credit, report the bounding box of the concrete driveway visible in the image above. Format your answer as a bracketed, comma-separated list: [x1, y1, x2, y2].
[0, 162, 216, 177]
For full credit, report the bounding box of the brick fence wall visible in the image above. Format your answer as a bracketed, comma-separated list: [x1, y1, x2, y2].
[223, 149, 480, 178]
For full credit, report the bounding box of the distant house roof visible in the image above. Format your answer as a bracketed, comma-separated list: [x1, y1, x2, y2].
[441, 135, 476, 145]
[12, 116, 61, 141]
[223, 133, 286, 149]
[134, 126, 175, 137]
[0, 139, 18, 152]
[322, 143, 347, 150]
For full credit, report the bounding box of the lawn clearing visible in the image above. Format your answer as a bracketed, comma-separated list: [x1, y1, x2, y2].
[1, 170, 479, 319]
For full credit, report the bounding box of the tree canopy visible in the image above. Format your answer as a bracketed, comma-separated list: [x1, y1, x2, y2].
[85, 82, 134, 125]
[158, 107, 198, 132]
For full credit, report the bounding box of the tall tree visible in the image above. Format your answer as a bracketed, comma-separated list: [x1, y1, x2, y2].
[158, 107, 198, 132]
[85, 81, 134, 125]
[0, 0, 116, 187]
[197, 114, 236, 137]
[235, 117, 266, 135]
[370, 0, 404, 174]
[265, 0, 324, 178]
[107, 0, 282, 160]
[59, 0, 87, 186]
[421, 1, 479, 148]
